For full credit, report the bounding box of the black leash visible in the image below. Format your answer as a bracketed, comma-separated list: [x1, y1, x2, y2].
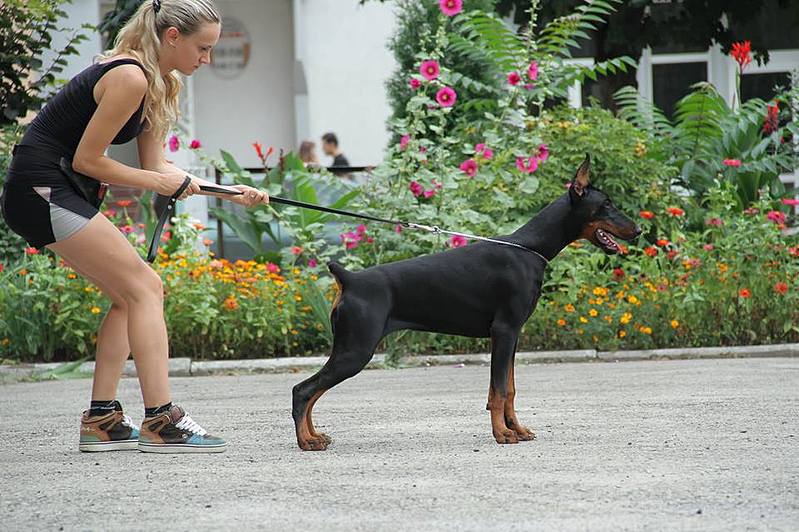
[147, 180, 549, 265]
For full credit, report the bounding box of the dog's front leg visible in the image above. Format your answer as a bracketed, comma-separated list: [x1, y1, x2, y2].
[504, 360, 535, 441]
[488, 326, 520, 444]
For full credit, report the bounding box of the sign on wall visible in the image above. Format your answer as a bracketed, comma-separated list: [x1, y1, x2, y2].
[210, 16, 251, 79]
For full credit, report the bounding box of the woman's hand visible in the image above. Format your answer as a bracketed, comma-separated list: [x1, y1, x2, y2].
[229, 184, 269, 207]
[157, 167, 201, 199]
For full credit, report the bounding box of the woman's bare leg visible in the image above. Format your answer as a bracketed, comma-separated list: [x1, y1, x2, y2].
[48, 214, 171, 407]
[61, 257, 131, 402]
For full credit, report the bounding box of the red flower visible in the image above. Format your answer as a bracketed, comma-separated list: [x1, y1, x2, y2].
[644, 246, 658, 257]
[723, 159, 742, 167]
[116, 200, 133, 208]
[0, 263, 4, 273]
[291, 246, 303, 255]
[730, 41, 752, 71]
[639, 210, 654, 220]
[706, 217, 723, 226]
[703, 244, 715, 251]
[738, 288, 751, 298]
[667, 250, 679, 260]
[189, 139, 202, 150]
[766, 210, 786, 225]
[507, 71, 521, 86]
[763, 103, 779, 135]
[789, 246, 799, 257]
[24, 247, 39, 255]
[656, 239, 670, 247]
[612, 267, 624, 281]
[774, 282, 788, 295]
[253, 141, 264, 160]
[666, 207, 685, 217]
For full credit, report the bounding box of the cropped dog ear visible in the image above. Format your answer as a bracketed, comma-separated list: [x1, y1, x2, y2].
[570, 154, 591, 199]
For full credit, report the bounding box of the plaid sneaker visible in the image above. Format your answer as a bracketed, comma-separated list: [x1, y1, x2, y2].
[138, 405, 227, 453]
[79, 408, 140, 452]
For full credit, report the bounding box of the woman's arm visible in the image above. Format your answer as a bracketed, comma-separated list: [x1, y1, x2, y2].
[72, 65, 192, 197]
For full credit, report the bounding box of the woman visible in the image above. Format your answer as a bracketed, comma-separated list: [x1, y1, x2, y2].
[298, 140, 320, 168]
[0, 0, 265, 453]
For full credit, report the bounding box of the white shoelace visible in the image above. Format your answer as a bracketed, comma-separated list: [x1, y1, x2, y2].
[175, 414, 208, 436]
[121, 414, 139, 430]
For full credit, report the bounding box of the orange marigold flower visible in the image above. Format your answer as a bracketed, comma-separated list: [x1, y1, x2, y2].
[738, 288, 751, 298]
[557, 319, 566, 327]
[224, 296, 239, 310]
[670, 319, 679, 329]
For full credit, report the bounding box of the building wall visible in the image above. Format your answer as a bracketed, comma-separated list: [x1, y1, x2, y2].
[193, 0, 296, 168]
[295, 0, 397, 167]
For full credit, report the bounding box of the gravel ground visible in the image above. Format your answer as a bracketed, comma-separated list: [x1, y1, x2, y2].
[1, 357, 797, 531]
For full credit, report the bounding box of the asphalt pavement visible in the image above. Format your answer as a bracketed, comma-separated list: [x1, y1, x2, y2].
[1, 358, 797, 531]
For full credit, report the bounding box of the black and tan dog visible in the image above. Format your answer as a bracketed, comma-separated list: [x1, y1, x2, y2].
[292, 155, 640, 450]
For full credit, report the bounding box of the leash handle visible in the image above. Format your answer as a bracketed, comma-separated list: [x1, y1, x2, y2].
[147, 176, 192, 263]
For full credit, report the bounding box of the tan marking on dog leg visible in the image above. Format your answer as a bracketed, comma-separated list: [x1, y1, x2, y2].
[503, 364, 535, 441]
[488, 385, 518, 444]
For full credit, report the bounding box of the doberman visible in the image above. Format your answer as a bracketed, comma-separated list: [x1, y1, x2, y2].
[292, 154, 641, 450]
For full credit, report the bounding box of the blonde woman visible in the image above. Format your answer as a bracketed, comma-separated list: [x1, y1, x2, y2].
[0, 0, 264, 453]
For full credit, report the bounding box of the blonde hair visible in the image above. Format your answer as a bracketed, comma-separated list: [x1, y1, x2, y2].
[100, 0, 221, 140]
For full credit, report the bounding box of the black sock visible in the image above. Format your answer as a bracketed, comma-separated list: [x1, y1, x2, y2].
[144, 402, 172, 418]
[89, 399, 119, 417]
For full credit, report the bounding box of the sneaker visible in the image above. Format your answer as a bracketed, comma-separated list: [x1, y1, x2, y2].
[79, 409, 140, 452]
[138, 405, 227, 454]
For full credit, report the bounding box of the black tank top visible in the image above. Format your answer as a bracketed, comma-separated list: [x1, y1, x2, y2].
[20, 58, 146, 156]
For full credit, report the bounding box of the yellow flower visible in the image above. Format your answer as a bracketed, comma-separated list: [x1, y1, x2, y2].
[67, 273, 77, 279]
[557, 319, 566, 327]
[595, 298, 604, 306]
[579, 316, 588, 323]
[627, 295, 639, 305]
[294, 295, 303, 302]
[620, 312, 632, 325]
[640, 326, 652, 335]
[589, 309, 598, 317]
[618, 330, 626, 338]
[223, 296, 239, 311]
[717, 263, 729, 273]
[90, 306, 101, 314]
[603, 316, 613, 323]
[565, 304, 576, 313]
[592, 287, 608, 297]
[671, 320, 679, 329]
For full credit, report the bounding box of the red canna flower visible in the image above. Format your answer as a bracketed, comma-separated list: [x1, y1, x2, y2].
[774, 282, 788, 295]
[730, 41, 752, 71]
[738, 288, 751, 298]
[763, 103, 779, 135]
[666, 207, 685, 217]
[639, 210, 654, 220]
[644, 246, 658, 257]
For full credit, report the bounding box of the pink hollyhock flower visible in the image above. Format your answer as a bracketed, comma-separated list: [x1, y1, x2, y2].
[439, 0, 463, 16]
[435, 87, 457, 107]
[515, 156, 538, 174]
[291, 246, 303, 255]
[161, 230, 171, 242]
[0, 263, 3, 273]
[782, 198, 799, 206]
[523, 83, 535, 90]
[420, 60, 440, 81]
[459, 158, 478, 177]
[703, 244, 715, 251]
[527, 61, 538, 81]
[168, 135, 180, 152]
[409, 78, 421, 90]
[507, 71, 521, 85]
[308, 259, 318, 268]
[706, 218, 723, 226]
[367, 237, 374, 244]
[394, 224, 403, 233]
[356, 224, 367, 235]
[119, 225, 134, 234]
[475, 143, 486, 153]
[431, 178, 443, 190]
[409, 181, 424, 197]
[345, 240, 358, 250]
[449, 235, 467, 248]
[266, 262, 279, 273]
[400, 134, 410, 150]
[537, 144, 549, 162]
[767, 210, 786, 224]
[482, 148, 493, 160]
[423, 189, 436, 199]
[723, 159, 741, 167]
[189, 139, 202, 149]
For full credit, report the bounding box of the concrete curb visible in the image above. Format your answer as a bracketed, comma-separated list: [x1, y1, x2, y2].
[1, 344, 798, 381]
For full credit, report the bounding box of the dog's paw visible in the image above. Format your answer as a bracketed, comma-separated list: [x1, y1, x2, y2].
[314, 432, 333, 445]
[513, 427, 536, 441]
[493, 430, 519, 444]
[298, 437, 329, 451]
